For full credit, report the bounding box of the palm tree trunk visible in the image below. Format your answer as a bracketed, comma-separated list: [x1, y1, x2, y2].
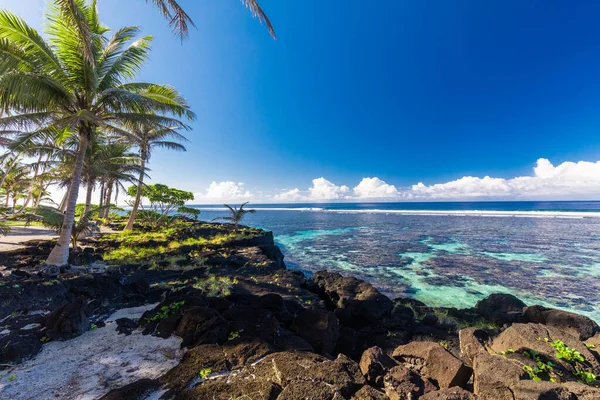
[103, 182, 113, 218]
[99, 181, 105, 208]
[84, 180, 94, 215]
[59, 188, 69, 211]
[46, 129, 90, 267]
[124, 158, 146, 230]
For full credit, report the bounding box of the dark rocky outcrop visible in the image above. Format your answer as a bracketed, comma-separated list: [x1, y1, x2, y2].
[44, 295, 90, 340]
[474, 293, 526, 325]
[291, 309, 339, 356]
[313, 271, 394, 328]
[522, 305, 600, 341]
[4, 222, 600, 400]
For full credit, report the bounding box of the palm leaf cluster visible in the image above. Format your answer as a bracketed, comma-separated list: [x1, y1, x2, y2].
[213, 201, 256, 231]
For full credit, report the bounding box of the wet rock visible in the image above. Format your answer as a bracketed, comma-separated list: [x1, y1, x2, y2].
[472, 352, 526, 399]
[359, 346, 397, 386]
[474, 293, 526, 324]
[512, 380, 575, 400]
[99, 379, 161, 400]
[392, 341, 472, 389]
[291, 309, 339, 356]
[420, 387, 476, 400]
[174, 306, 229, 347]
[313, 271, 394, 328]
[459, 328, 491, 366]
[523, 305, 600, 341]
[115, 318, 137, 336]
[44, 295, 90, 340]
[383, 365, 435, 399]
[352, 385, 389, 400]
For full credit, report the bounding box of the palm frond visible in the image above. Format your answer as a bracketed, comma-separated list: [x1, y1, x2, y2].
[147, 0, 195, 41]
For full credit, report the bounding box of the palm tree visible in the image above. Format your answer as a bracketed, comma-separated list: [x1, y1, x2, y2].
[213, 202, 255, 231]
[147, 0, 276, 41]
[0, 156, 29, 209]
[0, 0, 195, 266]
[123, 123, 188, 230]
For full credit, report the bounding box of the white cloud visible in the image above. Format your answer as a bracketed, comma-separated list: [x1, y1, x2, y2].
[409, 158, 600, 199]
[308, 177, 349, 200]
[194, 181, 253, 203]
[274, 188, 304, 202]
[353, 177, 399, 198]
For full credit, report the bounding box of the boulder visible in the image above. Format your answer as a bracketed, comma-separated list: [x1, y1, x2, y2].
[223, 304, 280, 343]
[474, 293, 526, 324]
[420, 387, 477, 400]
[359, 346, 397, 386]
[490, 323, 600, 373]
[383, 365, 436, 400]
[511, 380, 575, 400]
[472, 352, 526, 399]
[291, 309, 339, 356]
[176, 379, 281, 400]
[562, 381, 600, 400]
[523, 305, 600, 340]
[174, 306, 229, 347]
[44, 296, 90, 340]
[115, 318, 138, 336]
[273, 328, 315, 352]
[352, 386, 389, 400]
[392, 341, 472, 389]
[459, 328, 490, 365]
[313, 271, 394, 328]
[221, 337, 273, 368]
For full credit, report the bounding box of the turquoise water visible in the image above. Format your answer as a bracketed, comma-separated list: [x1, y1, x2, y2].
[196, 202, 600, 322]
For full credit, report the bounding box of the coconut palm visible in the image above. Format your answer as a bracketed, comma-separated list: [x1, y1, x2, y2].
[147, 0, 276, 40]
[123, 123, 188, 230]
[213, 202, 256, 231]
[0, 0, 195, 266]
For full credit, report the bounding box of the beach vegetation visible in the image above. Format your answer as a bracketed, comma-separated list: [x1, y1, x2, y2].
[550, 339, 585, 363]
[198, 368, 212, 380]
[192, 276, 236, 297]
[126, 183, 194, 229]
[149, 301, 185, 321]
[228, 330, 240, 341]
[213, 202, 256, 231]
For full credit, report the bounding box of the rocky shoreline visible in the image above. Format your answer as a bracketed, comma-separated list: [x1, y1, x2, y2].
[0, 222, 599, 399]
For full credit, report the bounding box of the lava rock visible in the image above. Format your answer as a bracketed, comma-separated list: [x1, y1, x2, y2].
[523, 305, 600, 341]
[291, 309, 339, 356]
[392, 341, 472, 389]
[359, 346, 397, 387]
[44, 295, 90, 340]
[474, 293, 526, 324]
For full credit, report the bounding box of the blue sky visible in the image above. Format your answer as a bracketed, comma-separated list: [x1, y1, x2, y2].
[5, 0, 600, 202]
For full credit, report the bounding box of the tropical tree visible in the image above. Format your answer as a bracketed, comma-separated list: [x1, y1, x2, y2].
[125, 183, 194, 228]
[123, 123, 188, 230]
[213, 202, 255, 231]
[0, 0, 195, 266]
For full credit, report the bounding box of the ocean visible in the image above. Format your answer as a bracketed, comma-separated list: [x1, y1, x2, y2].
[192, 201, 600, 322]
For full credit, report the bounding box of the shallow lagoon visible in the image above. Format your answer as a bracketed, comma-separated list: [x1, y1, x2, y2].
[198, 207, 600, 322]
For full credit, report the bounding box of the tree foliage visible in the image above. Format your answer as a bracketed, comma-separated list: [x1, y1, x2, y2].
[126, 183, 194, 227]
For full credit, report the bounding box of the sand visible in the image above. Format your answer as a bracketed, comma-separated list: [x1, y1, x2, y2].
[0, 304, 183, 400]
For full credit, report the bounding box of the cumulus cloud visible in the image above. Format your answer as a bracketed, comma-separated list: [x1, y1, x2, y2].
[353, 177, 399, 198]
[274, 188, 304, 201]
[409, 158, 600, 199]
[308, 177, 350, 200]
[194, 181, 253, 203]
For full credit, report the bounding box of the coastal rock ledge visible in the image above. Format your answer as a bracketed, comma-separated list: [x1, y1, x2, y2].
[0, 223, 599, 400]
